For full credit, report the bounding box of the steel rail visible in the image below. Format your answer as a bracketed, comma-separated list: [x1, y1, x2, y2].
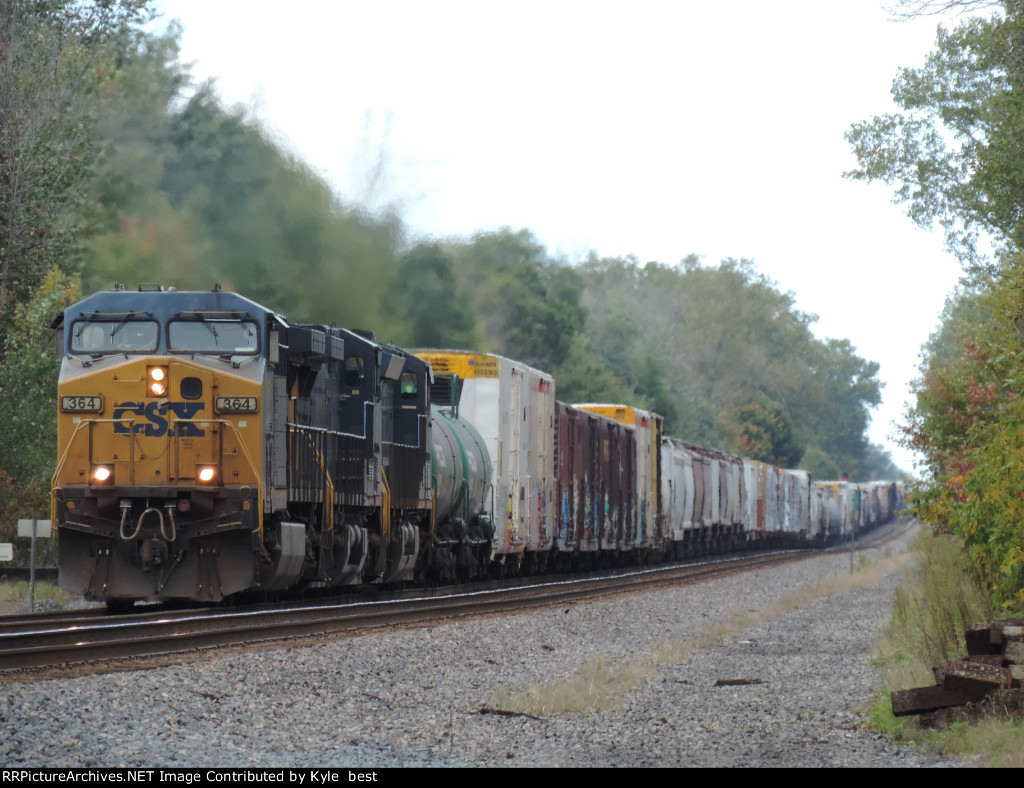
[0, 550, 809, 672]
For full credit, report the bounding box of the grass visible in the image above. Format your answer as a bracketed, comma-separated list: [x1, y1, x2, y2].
[493, 657, 654, 715]
[865, 527, 1024, 766]
[490, 548, 916, 716]
[0, 578, 71, 613]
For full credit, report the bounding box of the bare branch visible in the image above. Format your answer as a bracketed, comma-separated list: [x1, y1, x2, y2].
[887, 0, 1004, 20]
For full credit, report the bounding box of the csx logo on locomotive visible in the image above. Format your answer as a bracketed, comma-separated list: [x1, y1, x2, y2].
[112, 401, 206, 436]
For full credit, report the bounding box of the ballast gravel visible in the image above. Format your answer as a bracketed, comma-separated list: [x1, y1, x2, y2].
[1, 530, 974, 768]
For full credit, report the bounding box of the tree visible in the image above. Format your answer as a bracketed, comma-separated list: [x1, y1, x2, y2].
[736, 400, 804, 468]
[84, 81, 404, 333]
[0, 0, 151, 325]
[851, 2, 1024, 610]
[447, 229, 586, 372]
[845, 7, 1024, 266]
[0, 266, 79, 503]
[574, 254, 885, 477]
[385, 243, 478, 348]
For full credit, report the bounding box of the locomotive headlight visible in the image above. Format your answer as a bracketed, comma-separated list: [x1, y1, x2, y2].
[147, 366, 168, 398]
[196, 465, 218, 484]
[91, 464, 115, 485]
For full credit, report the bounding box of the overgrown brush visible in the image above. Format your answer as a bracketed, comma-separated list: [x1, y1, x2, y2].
[886, 527, 992, 674]
[869, 527, 1024, 764]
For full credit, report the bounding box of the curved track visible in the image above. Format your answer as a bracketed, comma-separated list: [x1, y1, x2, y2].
[1, 519, 916, 676]
[0, 551, 807, 673]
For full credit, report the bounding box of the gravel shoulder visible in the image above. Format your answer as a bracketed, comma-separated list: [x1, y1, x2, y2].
[1, 527, 974, 768]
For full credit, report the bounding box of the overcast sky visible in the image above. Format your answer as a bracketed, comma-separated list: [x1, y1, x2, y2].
[154, 0, 970, 472]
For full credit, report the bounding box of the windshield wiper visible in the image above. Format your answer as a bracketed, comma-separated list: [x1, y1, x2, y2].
[108, 312, 136, 341]
[194, 312, 220, 343]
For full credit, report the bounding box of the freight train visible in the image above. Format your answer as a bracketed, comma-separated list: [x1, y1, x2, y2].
[51, 285, 903, 605]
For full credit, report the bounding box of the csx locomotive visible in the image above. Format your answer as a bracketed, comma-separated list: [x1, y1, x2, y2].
[52, 285, 902, 605]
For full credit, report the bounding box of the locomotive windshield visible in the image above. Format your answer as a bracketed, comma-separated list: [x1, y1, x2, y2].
[70, 318, 159, 354]
[169, 318, 259, 354]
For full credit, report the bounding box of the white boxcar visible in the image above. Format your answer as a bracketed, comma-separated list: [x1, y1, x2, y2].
[814, 482, 848, 539]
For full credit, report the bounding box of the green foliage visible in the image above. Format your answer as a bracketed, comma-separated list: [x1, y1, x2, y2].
[912, 398, 1024, 612]
[886, 528, 993, 671]
[548, 335, 636, 405]
[445, 229, 586, 373]
[0, 0, 152, 326]
[83, 70, 403, 332]
[736, 400, 804, 468]
[577, 255, 884, 477]
[846, 10, 1024, 265]
[851, 3, 1024, 612]
[903, 253, 1024, 610]
[866, 529, 1024, 766]
[385, 243, 477, 348]
[0, 470, 54, 565]
[0, 267, 80, 528]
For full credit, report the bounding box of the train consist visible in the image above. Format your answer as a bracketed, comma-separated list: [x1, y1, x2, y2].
[51, 285, 903, 605]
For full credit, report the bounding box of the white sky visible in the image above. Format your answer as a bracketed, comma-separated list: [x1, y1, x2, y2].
[155, 0, 971, 473]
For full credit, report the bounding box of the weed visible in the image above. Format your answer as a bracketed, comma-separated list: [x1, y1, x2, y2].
[490, 657, 653, 715]
[867, 526, 1024, 765]
[0, 579, 70, 613]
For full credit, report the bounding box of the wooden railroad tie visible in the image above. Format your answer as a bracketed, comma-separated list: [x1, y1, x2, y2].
[891, 617, 1024, 728]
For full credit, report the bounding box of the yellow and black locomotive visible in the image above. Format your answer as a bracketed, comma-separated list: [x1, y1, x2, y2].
[52, 285, 491, 605]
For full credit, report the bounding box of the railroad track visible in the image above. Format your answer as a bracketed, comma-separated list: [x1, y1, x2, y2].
[0, 550, 815, 673]
[1, 520, 916, 675]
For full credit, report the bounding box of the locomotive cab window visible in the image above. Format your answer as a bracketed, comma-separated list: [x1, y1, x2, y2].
[169, 319, 259, 355]
[70, 319, 159, 354]
[345, 356, 365, 387]
[399, 371, 418, 401]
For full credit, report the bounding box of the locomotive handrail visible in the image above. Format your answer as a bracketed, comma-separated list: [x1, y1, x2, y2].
[203, 419, 264, 535]
[430, 485, 436, 541]
[52, 416, 264, 535]
[385, 413, 426, 449]
[50, 417, 135, 526]
[291, 425, 335, 545]
[164, 417, 264, 534]
[380, 469, 392, 551]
